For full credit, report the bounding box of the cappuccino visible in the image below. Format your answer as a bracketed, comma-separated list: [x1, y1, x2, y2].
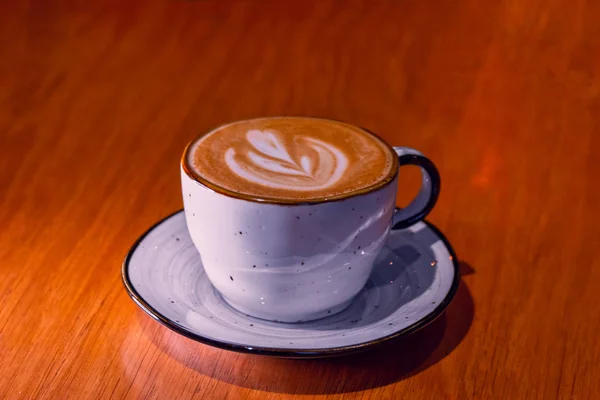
[185, 117, 396, 202]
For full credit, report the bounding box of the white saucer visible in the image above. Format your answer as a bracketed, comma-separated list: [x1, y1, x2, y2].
[122, 210, 459, 358]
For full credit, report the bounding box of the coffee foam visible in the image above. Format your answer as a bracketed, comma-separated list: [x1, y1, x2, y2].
[186, 117, 395, 201]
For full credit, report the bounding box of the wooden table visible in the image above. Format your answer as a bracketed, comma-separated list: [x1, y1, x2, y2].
[1, 1, 599, 399]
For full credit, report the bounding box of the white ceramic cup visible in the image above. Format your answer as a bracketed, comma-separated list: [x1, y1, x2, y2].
[181, 126, 440, 323]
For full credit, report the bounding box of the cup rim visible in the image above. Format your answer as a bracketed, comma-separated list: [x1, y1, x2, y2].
[181, 116, 399, 205]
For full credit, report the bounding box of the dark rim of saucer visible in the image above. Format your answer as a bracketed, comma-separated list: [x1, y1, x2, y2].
[181, 116, 400, 205]
[121, 210, 461, 359]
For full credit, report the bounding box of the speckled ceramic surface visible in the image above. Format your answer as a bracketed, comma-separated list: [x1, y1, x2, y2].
[122, 210, 459, 358]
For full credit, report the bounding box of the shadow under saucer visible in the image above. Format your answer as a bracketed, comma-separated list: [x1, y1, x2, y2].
[136, 279, 474, 394]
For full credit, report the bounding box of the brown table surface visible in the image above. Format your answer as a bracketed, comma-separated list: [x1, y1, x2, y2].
[1, 1, 599, 399]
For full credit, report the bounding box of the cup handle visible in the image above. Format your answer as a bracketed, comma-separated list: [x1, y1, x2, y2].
[391, 147, 441, 229]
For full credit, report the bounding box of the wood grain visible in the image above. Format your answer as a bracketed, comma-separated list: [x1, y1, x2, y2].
[1, 1, 599, 399]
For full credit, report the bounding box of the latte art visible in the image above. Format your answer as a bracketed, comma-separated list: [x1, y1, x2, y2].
[225, 130, 349, 191]
[186, 117, 395, 201]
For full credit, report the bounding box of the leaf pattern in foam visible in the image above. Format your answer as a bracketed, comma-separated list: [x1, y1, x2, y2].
[246, 130, 294, 164]
[224, 130, 349, 191]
